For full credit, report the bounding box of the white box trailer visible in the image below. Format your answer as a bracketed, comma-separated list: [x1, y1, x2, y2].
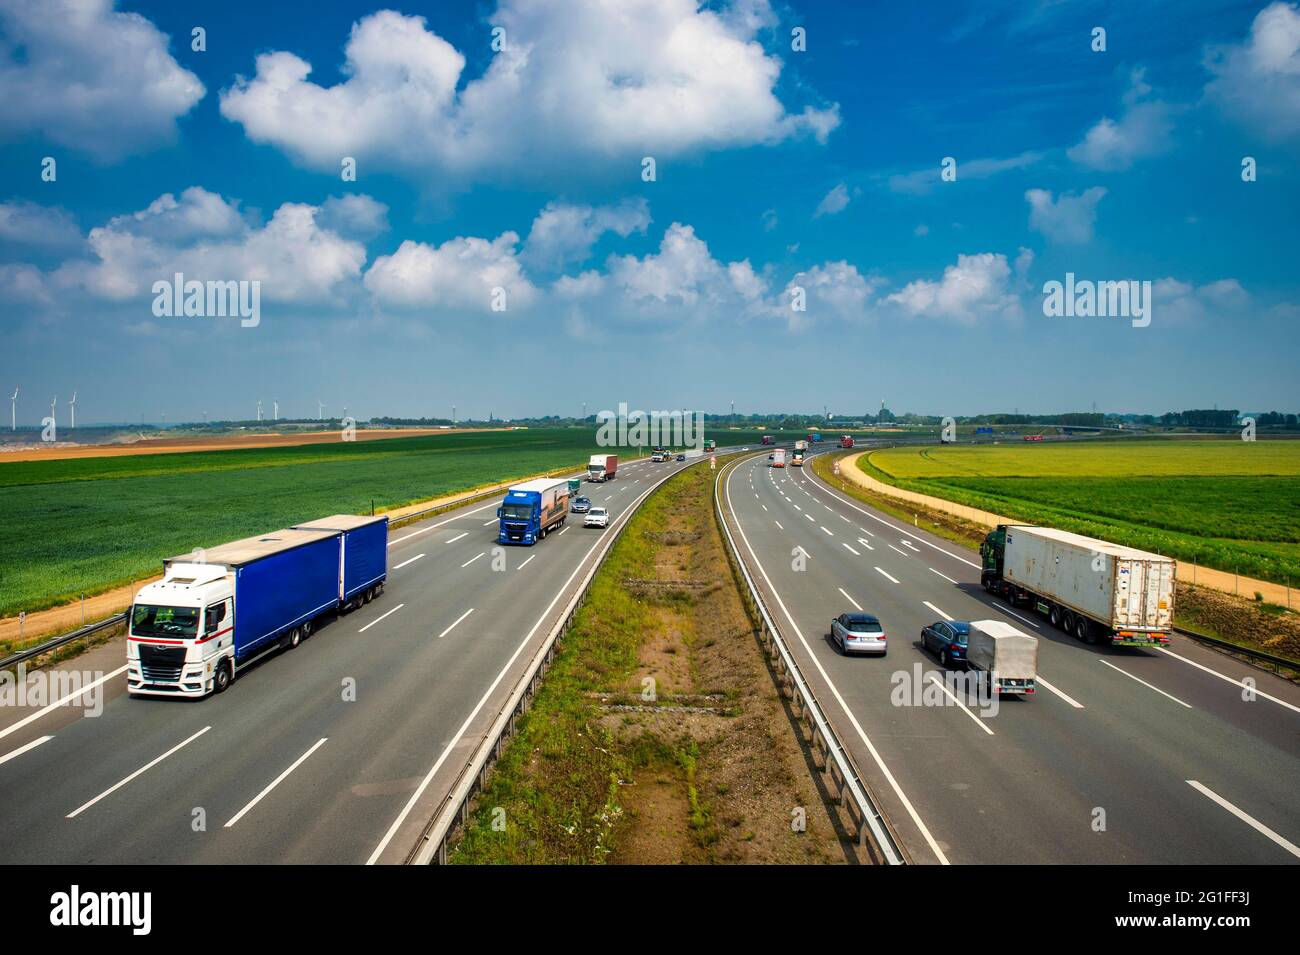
[980, 524, 1175, 646]
[966, 620, 1037, 696]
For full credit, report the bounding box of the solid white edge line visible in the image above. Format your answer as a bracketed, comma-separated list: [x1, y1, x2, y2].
[926, 675, 994, 735]
[367, 471, 670, 864]
[68, 725, 211, 818]
[1035, 677, 1085, 709]
[224, 737, 328, 828]
[393, 553, 424, 570]
[389, 501, 499, 545]
[1159, 647, 1300, 714]
[437, 608, 475, 639]
[725, 457, 950, 865]
[0, 735, 53, 767]
[1099, 659, 1192, 708]
[837, 587, 862, 611]
[1185, 780, 1300, 859]
[358, 603, 404, 633]
[0, 665, 129, 742]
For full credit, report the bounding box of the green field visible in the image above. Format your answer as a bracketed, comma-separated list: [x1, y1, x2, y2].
[864, 439, 1300, 586]
[0, 428, 769, 619]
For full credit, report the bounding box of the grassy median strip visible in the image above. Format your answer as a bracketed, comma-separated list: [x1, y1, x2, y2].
[448, 458, 845, 864]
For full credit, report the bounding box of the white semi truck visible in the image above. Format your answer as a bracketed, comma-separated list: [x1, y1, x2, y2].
[587, 454, 618, 482]
[980, 524, 1175, 646]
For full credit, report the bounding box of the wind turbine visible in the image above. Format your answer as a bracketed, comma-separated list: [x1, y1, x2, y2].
[9, 386, 16, 431]
[273, 399, 278, 422]
[256, 400, 263, 423]
[69, 391, 76, 429]
[50, 395, 56, 425]
[317, 400, 325, 421]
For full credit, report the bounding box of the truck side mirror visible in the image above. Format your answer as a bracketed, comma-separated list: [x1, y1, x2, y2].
[496, 507, 502, 518]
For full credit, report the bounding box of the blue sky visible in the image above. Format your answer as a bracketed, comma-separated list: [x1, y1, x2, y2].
[1, 0, 1297, 424]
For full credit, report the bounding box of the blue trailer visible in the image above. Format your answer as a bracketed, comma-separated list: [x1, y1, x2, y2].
[129, 516, 389, 697]
[292, 514, 389, 609]
[498, 478, 570, 545]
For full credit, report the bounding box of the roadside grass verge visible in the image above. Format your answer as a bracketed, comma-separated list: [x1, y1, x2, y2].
[448, 458, 844, 864]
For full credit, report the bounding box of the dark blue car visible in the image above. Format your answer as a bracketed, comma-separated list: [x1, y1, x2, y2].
[920, 620, 970, 668]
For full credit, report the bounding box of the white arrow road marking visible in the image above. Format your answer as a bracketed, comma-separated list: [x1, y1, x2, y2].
[857, 538, 875, 551]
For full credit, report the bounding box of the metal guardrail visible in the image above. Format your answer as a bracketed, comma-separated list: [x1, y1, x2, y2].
[1173, 626, 1299, 672]
[408, 455, 711, 864]
[712, 453, 906, 865]
[0, 612, 127, 670]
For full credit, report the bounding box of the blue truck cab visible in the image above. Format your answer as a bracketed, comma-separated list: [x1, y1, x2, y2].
[498, 478, 570, 545]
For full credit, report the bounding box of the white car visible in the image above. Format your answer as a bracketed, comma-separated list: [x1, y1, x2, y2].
[584, 507, 609, 528]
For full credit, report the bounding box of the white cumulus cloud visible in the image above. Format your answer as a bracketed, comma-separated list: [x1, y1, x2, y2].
[1068, 69, 1176, 170]
[0, 0, 204, 161]
[364, 232, 537, 312]
[523, 199, 650, 271]
[1025, 187, 1107, 244]
[219, 2, 838, 184]
[886, 252, 1020, 323]
[1204, 2, 1300, 140]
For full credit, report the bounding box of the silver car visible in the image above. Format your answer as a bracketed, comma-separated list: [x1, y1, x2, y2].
[831, 612, 887, 656]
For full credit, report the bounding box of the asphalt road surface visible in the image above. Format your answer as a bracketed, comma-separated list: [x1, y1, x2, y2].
[0, 453, 704, 863]
[720, 449, 1300, 865]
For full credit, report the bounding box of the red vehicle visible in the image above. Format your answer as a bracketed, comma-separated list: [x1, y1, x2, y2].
[761, 435, 775, 445]
[839, 435, 855, 448]
[1023, 434, 1045, 442]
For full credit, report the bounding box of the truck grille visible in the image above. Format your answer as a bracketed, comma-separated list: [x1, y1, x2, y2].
[138, 644, 186, 683]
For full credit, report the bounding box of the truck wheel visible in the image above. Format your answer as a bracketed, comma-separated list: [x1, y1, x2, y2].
[539, 526, 546, 540]
[214, 662, 232, 693]
[1049, 605, 1062, 629]
[287, 626, 302, 649]
[1075, 617, 1092, 643]
[364, 587, 374, 604]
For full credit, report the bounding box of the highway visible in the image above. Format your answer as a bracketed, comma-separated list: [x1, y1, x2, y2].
[0, 454, 703, 864]
[720, 448, 1300, 864]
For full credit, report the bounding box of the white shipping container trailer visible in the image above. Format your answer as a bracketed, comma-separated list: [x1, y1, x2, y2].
[981, 524, 1175, 646]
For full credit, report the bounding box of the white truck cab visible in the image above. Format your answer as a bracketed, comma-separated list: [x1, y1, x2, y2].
[127, 562, 236, 698]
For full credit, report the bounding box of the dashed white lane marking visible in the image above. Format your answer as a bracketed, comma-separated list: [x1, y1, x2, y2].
[927, 675, 994, 735]
[445, 532, 468, 544]
[559, 526, 570, 535]
[843, 543, 860, 556]
[518, 555, 535, 570]
[1185, 781, 1300, 859]
[68, 726, 212, 818]
[762, 504, 768, 511]
[225, 737, 328, 828]
[875, 567, 900, 584]
[483, 518, 497, 526]
[1036, 677, 1085, 709]
[774, 520, 783, 530]
[922, 601, 950, 620]
[437, 607, 475, 639]
[461, 552, 485, 568]
[820, 526, 834, 536]
[1099, 660, 1192, 708]
[358, 603, 405, 633]
[393, 553, 424, 570]
[929, 567, 958, 584]
[888, 544, 909, 557]
[0, 735, 52, 767]
[838, 587, 863, 611]
[0, 666, 128, 743]
[805, 514, 815, 522]
[1158, 648, 1300, 714]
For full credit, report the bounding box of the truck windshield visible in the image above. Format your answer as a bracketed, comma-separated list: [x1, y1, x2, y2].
[131, 604, 200, 637]
[502, 504, 534, 520]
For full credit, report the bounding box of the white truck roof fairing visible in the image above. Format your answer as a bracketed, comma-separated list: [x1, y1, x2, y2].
[164, 528, 338, 570]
